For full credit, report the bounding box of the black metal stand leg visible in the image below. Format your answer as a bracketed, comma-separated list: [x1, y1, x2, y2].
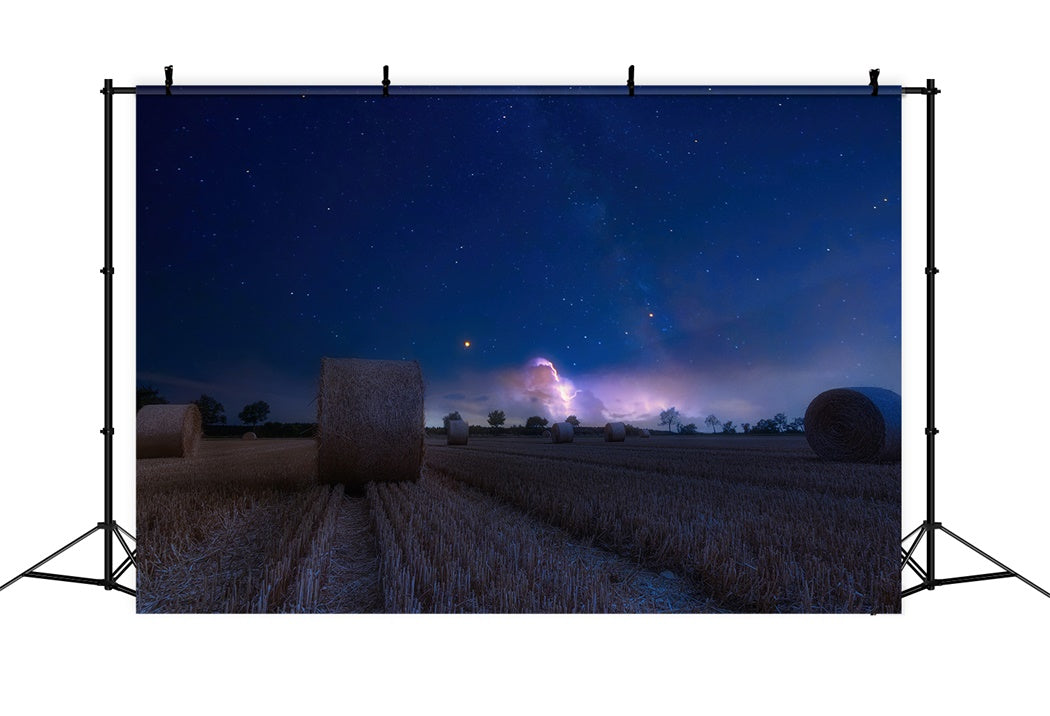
[0, 525, 105, 592]
[900, 78, 1047, 605]
[1, 77, 137, 601]
[901, 521, 1049, 600]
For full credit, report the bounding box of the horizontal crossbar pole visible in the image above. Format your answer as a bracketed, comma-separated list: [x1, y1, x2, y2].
[934, 572, 1015, 587]
[902, 583, 930, 599]
[24, 572, 108, 586]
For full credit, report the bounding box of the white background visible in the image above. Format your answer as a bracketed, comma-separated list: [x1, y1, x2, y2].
[1, 2, 1047, 713]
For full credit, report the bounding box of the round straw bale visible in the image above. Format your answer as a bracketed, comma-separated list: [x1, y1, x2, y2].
[242, 431, 257, 440]
[804, 387, 901, 463]
[604, 421, 627, 442]
[551, 421, 574, 444]
[639, 429, 651, 438]
[137, 404, 202, 459]
[446, 419, 469, 446]
[542, 430, 551, 439]
[317, 357, 424, 486]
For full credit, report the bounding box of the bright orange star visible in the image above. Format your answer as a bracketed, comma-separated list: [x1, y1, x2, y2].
[464, 341, 471, 348]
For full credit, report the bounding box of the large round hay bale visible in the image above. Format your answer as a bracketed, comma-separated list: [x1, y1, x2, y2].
[604, 421, 626, 442]
[639, 429, 651, 438]
[551, 421, 574, 444]
[317, 357, 425, 486]
[542, 430, 551, 439]
[804, 387, 901, 463]
[447, 419, 469, 446]
[137, 404, 202, 459]
[242, 431, 257, 440]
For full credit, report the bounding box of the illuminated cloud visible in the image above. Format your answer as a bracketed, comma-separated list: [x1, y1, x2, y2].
[425, 349, 899, 430]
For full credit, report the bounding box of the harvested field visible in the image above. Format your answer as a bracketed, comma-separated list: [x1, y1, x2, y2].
[425, 435, 900, 613]
[138, 435, 898, 613]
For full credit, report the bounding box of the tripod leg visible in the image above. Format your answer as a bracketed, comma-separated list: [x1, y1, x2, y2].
[938, 525, 1050, 599]
[113, 527, 136, 568]
[901, 523, 924, 544]
[901, 524, 927, 574]
[114, 522, 136, 543]
[0, 525, 103, 592]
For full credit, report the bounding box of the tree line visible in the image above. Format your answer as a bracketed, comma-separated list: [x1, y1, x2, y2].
[137, 386, 271, 427]
[440, 408, 804, 435]
[660, 407, 804, 435]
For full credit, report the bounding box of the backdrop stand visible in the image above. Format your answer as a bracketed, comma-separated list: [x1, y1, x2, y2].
[900, 79, 1049, 601]
[0, 79, 137, 599]
[3, 73, 1046, 606]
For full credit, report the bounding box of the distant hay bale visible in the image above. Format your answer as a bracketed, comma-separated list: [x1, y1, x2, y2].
[551, 421, 574, 444]
[604, 421, 626, 442]
[137, 404, 202, 459]
[542, 430, 551, 439]
[242, 431, 257, 440]
[804, 387, 901, 463]
[317, 357, 425, 487]
[639, 429, 651, 438]
[446, 419, 469, 446]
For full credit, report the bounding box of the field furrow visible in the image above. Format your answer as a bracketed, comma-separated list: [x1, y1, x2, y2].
[368, 469, 715, 613]
[426, 441, 899, 612]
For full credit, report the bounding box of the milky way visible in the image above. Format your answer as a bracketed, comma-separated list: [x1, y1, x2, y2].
[137, 91, 901, 428]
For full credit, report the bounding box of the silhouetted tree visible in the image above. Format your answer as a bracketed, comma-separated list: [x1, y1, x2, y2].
[193, 394, 226, 426]
[442, 411, 463, 429]
[659, 407, 680, 434]
[137, 385, 169, 411]
[752, 418, 778, 434]
[525, 416, 549, 428]
[742, 422, 752, 434]
[679, 422, 699, 435]
[787, 417, 805, 433]
[239, 401, 270, 428]
[487, 409, 506, 429]
[565, 415, 581, 427]
[705, 414, 721, 433]
[773, 413, 788, 432]
[722, 421, 737, 434]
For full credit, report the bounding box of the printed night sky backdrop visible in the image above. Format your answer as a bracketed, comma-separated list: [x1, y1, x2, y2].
[137, 91, 900, 428]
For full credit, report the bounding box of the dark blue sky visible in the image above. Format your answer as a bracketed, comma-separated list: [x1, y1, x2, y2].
[137, 92, 900, 427]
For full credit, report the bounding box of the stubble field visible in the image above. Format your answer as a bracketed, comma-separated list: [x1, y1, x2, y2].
[137, 434, 900, 613]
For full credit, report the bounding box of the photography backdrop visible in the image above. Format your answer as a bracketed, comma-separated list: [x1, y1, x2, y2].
[136, 86, 901, 613]
[7, 1, 1050, 711]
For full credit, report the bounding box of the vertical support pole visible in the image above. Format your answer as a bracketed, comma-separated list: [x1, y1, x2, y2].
[925, 78, 937, 589]
[102, 78, 114, 589]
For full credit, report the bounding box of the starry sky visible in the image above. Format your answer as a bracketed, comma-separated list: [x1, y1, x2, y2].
[137, 91, 900, 428]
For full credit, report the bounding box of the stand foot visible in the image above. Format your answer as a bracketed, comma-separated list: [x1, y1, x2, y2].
[900, 522, 1050, 600]
[0, 521, 137, 597]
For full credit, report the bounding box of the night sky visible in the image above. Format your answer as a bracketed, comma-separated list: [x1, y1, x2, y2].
[137, 91, 900, 428]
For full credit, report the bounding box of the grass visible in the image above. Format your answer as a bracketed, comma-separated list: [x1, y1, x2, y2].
[137, 435, 899, 613]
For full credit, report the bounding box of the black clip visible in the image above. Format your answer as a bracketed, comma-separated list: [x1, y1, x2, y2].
[165, 65, 174, 96]
[925, 267, 939, 275]
[100, 427, 115, 436]
[627, 65, 635, 96]
[925, 427, 939, 436]
[382, 65, 390, 97]
[869, 68, 879, 96]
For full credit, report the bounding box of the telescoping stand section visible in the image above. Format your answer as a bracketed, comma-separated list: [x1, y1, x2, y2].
[0, 69, 1046, 605]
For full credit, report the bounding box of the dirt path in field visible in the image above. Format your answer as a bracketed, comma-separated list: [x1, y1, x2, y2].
[316, 496, 381, 613]
[422, 466, 721, 613]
